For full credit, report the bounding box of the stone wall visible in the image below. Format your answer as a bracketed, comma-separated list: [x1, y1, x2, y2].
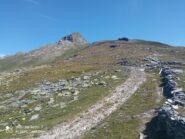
[157, 67, 185, 139]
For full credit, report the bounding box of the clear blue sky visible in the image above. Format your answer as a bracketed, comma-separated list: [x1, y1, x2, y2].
[1, 0, 185, 55]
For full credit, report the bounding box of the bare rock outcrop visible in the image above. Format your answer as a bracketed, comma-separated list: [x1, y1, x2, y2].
[58, 32, 88, 46]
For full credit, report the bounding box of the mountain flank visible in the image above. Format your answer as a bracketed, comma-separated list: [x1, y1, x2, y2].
[0, 32, 185, 139]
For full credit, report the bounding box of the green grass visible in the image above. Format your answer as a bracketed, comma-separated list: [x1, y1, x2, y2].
[83, 72, 164, 139]
[0, 62, 96, 95]
[55, 45, 87, 60]
[175, 66, 185, 116]
[0, 67, 128, 138]
[176, 68, 185, 90]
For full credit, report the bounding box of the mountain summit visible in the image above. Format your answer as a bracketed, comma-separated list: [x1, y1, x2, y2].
[58, 32, 88, 46]
[0, 32, 88, 71]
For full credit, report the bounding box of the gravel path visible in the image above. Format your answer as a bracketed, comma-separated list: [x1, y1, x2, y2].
[38, 67, 146, 139]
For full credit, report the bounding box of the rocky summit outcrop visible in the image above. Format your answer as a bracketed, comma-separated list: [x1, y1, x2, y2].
[29, 32, 88, 58]
[58, 32, 88, 46]
[0, 32, 89, 71]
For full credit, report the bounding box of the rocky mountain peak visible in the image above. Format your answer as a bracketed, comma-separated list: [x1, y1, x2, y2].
[58, 32, 88, 46]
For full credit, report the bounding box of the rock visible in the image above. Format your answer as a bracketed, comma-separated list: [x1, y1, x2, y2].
[75, 77, 81, 81]
[48, 98, 55, 105]
[16, 124, 22, 129]
[11, 120, 19, 126]
[5, 126, 10, 131]
[30, 114, 39, 121]
[57, 93, 64, 97]
[94, 79, 98, 82]
[72, 90, 79, 95]
[0, 122, 8, 127]
[172, 69, 183, 74]
[32, 95, 40, 100]
[42, 80, 51, 85]
[71, 96, 78, 101]
[31, 89, 40, 95]
[51, 104, 60, 108]
[115, 69, 122, 72]
[161, 61, 185, 66]
[63, 91, 71, 96]
[83, 75, 90, 80]
[34, 105, 42, 112]
[174, 91, 185, 105]
[111, 75, 119, 80]
[118, 58, 130, 66]
[90, 81, 94, 85]
[172, 105, 179, 110]
[23, 109, 32, 115]
[60, 102, 66, 109]
[167, 99, 173, 103]
[104, 76, 110, 79]
[99, 81, 107, 86]
[0, 105, 6, 110]
[82, 83, 90, 88]
[40, 91, 47, 96]
[139, 132, 146, 139]
[58, 80, 68, 86]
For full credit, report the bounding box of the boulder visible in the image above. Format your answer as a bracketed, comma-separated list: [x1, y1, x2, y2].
[99, 81, 107, 86]
[30, 114, 39, 121]
[34, 105, 42, 112]
[60, 102, 66, 109]
[83, 75, 90, 80]
[82, 83, 90, 88]
[23, 109, 32, 115]
[111, 75, 119, 80]
[48, 98, 55, 105]
[118, 58, 130, 66]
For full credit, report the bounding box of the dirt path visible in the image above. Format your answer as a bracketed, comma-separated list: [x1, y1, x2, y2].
[38, 67, 146, 139]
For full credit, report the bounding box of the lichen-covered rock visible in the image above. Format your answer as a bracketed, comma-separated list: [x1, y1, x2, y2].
[30, 114, 39, 121]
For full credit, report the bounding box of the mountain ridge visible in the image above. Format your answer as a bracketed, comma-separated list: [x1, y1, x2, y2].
[0, 32, 185, 73]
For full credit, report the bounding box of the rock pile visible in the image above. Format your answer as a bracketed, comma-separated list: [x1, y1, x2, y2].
[143, 56, 161, 70]
[161, 61, 185, 66]
[0, 69, 123, 132]
[6, 73, 108, 108]
[117, 58, 138, 67]
[143, 56, 185, 70]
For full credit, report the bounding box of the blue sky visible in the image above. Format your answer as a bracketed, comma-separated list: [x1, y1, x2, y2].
[1, 0, 185, 55]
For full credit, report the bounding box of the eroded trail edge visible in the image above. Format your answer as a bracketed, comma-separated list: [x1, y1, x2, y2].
[38, 67, 146, 139]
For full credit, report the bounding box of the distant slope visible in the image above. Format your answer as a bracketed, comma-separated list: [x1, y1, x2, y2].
[0, 32, 88, 72]
[1, 35, 185, 72]
[73, 39, 185, 68]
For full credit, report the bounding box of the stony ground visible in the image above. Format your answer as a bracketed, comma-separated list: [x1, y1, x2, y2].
[37, 67, 146, 139]
[1, 35, 185, 139]
[0, 66, 128, 138]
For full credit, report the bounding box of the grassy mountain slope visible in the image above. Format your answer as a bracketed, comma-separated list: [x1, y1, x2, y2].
[0, 34, 185, 138]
